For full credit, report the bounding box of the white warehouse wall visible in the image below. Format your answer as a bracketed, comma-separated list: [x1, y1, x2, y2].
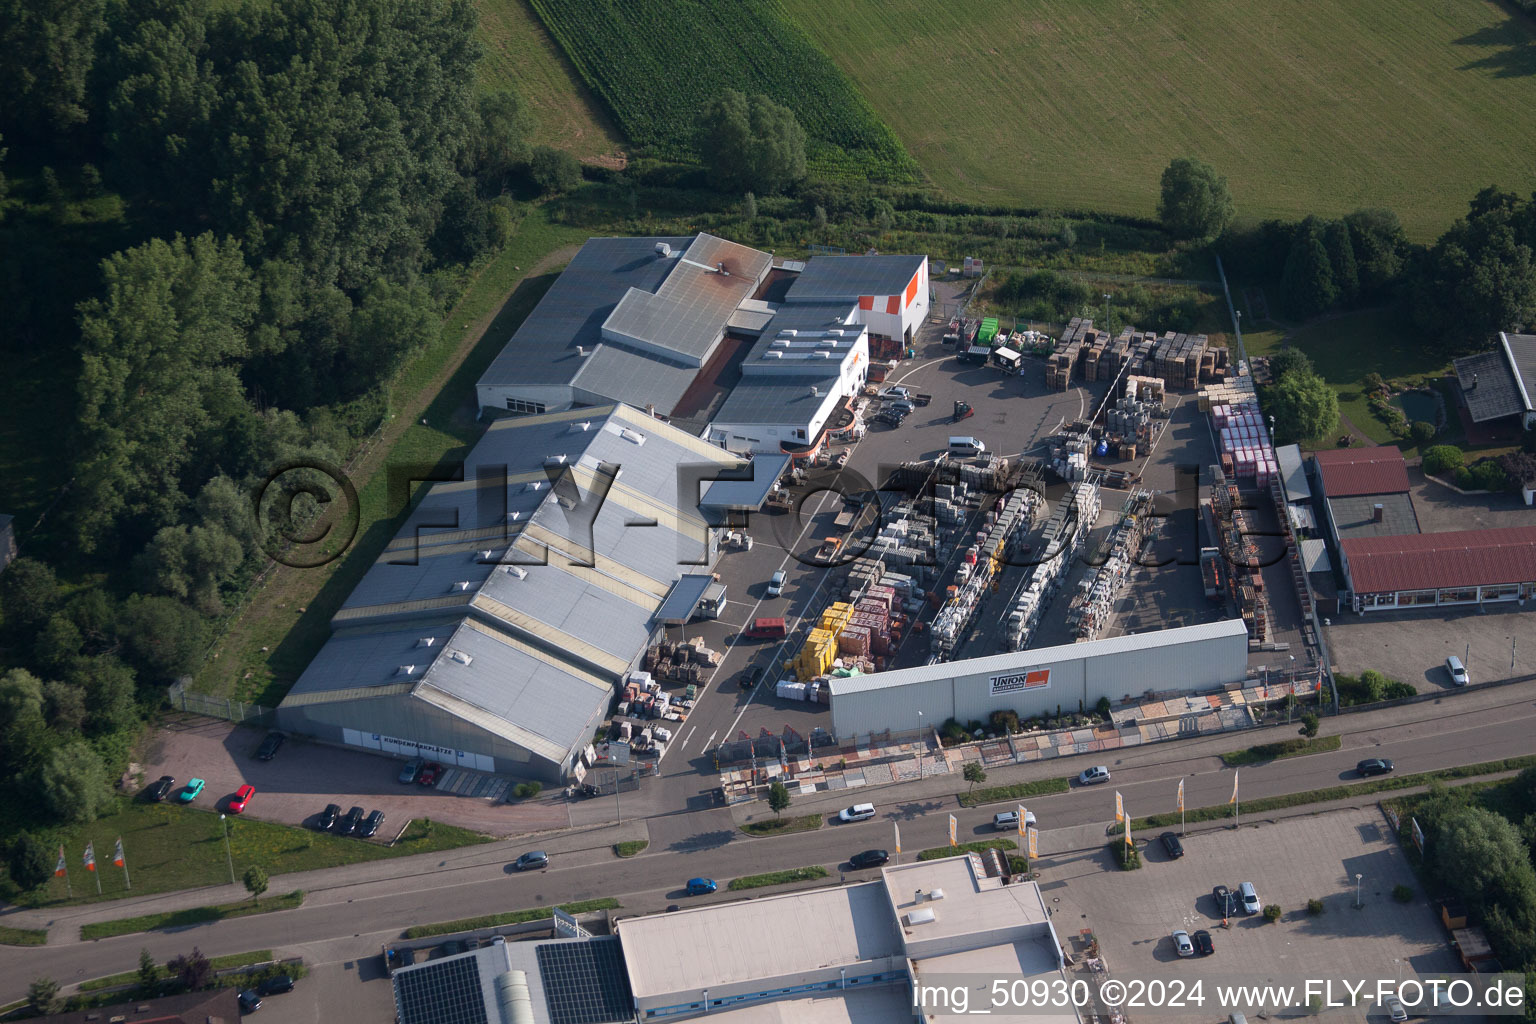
[829, 620, 1249, 738]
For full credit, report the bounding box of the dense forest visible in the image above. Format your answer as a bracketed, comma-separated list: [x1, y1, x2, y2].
[0, 0, 532, 837]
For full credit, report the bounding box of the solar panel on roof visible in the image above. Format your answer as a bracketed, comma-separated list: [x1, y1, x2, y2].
[394, 956, 488, 1024]
[536, 940, 633, 1024]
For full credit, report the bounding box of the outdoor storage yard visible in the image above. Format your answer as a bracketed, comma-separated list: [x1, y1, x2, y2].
[1041, 806, 1460, 1022]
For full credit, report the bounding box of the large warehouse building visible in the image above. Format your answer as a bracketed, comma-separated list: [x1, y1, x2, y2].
[277, 403, 772, 783]
[828, 619, 1249, 739]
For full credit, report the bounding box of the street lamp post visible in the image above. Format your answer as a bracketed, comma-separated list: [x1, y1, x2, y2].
[916, 711, 925, 778]
[1355, 873, 1363, 908]
[220, 813, 235, 885]
[1103, 294, 1112, 330]
[1288, 655, 1295, 724]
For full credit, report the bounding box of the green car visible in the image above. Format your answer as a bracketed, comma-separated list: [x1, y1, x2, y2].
[180, 778, 205, 802]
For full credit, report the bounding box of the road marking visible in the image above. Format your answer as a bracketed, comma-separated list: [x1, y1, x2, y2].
[705, 730, 718, 751]
[679, 726, 696, 750]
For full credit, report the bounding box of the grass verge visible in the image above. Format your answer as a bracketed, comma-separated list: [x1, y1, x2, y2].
[1221, 735, 1341, 766]
[957, 777, 1070, 808]
[739, 814, 823, 837]
[917, 839, 1017, 861]
[79, 950, 275, 991]
[613, 841, 648, 858]
[405, 898, 620, 939]
[1134, 754, 1536, 830]
[81, 891, 304, 941]
[11, 799, 489, 908]
[0, 924, 47, 946]
[728, 866, 829, 891]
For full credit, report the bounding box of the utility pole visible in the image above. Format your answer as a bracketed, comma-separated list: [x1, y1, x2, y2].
[220, 814, 235, 885]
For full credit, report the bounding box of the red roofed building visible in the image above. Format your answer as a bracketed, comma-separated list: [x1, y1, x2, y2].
[1340, 526, 1536, 612]
[1312, 446, 1412, 498]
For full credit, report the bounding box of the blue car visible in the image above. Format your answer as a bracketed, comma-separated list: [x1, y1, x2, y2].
[686, 878, 717, 896]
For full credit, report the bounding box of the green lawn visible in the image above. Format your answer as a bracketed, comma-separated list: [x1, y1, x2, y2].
[739, 814, 823, 837]
[917, 839, 1017, 861]
[7, 798, 488, 908]
[613, 841, 648, 858]
[195, 208, 588, 704]
[0, 924, 47, 946]
[957, 776, 1070, 808]
[81, 891, 304, 941]
[1220, 734, 1341, 767]
[473, 0, 625, 163]
[782, 0, 1536, 238]
[728, 866, 828, 891]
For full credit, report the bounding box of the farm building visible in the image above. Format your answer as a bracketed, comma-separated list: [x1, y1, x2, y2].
[1453, 332, 1536, 430]
[277, 404, 771, 783]
[828, 619, 1249, 739]
[475, 234, 773, 418]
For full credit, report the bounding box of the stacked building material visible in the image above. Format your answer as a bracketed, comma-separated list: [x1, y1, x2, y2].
[1066, 489, 1154, 641]
[929, 487, 1036, 660]
[1000, 480, 1100, 651]
[1210, 402, 1278, 485]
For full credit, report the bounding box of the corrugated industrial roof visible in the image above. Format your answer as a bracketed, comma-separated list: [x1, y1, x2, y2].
[828, 619, 1249, 696]
[713, 375, 843, 427]
[1300, 538, 1331, 573]
[784, 254, 925, 301]
[568, 342, 700, 415]
[1454, 349, 1525, 423]
[1506, 333, 1536, 412]
[700, 454, 791, 510]
[478, 237, 690, 389]
[1313, 446, 1411, 497]
[1274, 444, 1311, 503]
[1326, 492, 1421, 539]
[1342, 525, 1536, 594]
[656, 574, 715, 626]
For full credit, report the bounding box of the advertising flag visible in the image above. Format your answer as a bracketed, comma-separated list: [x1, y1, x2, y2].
[1229, 770, 1239, 805]
[1114, 790, 1124, 823]
[1017, 806, 1027, 838]
[54, 846, 66, 877]
[1177, 779, 1185, 812]
[1026, 826, 1038, 860]
[112, 838, 125, 868]
[1124, 811, 1132, 847]
[83, 842, 96, 872]
[894, 823, 901, 855]
[948, 814, 958, 847]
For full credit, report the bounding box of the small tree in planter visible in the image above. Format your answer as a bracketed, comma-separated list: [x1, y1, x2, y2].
[1263, 903, 1282, 922]
[963, 762, 987, 795]
[1307, 897, 1325, 916]
[767, 780, 791, 817]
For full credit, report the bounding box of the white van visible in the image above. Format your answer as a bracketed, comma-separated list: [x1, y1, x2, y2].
[837, 803, 876, 823]
[949, 436, 986, 457]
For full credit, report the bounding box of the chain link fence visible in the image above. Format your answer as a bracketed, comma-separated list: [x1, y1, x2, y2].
[167, 679, 275, 726]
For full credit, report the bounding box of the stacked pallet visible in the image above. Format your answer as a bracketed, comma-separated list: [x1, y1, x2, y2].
[1047, 317, 1092, 391]
[1150, 332, 1210, 389]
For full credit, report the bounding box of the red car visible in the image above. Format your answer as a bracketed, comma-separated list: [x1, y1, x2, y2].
[418, 763, 444, 787]
[229, 784, 256, 813]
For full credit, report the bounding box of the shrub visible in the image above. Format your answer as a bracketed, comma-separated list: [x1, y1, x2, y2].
[1393, 884, 1415, 903]
[1006, 855, 1029, 874]
[1301, 712, 1320, 737]
[1263, 903, 1282, 922]
[1307, 898, 1325, 916]
[1095, 696, 1112, 719]
[1468, 459, 1510, 492]
[1410, 420, 1436, 444]
[1381, 681, 1417, 700]
[529, 146, 582, 194]
[989, 709, 1019, 734]
[1111, 841, 1141, 870]
[1422, 445, 1464, 476]
[1362, 372, 1387, 394]
[512, 782, 542, 799]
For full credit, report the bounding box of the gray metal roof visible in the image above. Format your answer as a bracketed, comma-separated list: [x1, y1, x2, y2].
[828, 619, 1249, 696]
[1506, 333, 1536, 413]
[700, 454, 791, 509]
[656, 574, 715, 626]
[1326, 492, 1421, 539]
[784, 254, 925, 301]
[713, 375, 843, 427]
[1300, 538, 1332, 573]
[1274, 444, 1311, 504]
[479, 237, 690, 389]
[568, 342, 699, 416]
[1455, 349, 1524, 423]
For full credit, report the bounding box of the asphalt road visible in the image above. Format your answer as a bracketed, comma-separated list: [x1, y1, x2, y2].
[7, 686, 1536, 1004]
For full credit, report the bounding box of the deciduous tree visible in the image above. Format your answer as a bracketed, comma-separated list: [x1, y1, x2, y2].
[1267, 370, 1338, 444]
[695, 90, 806, 195]
[1157, 157, 1234, 239]
[37, 738, 113, 822]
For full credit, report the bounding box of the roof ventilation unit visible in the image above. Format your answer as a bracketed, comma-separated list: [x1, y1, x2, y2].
[417, 637, 437, 648]
[928, 888, 947, 901]
[809, 386, 820, 397]
[655, 242, 673, 258]
[906, 908, 937, 926]
[525, 481, 544, 492]
[619, 428, 646, 445]
[716, 261, 730, 276]
[781, 329, 798, 338]
[571, 420, 592, 432]
[448, 650, 473, 666]
[501, 565, 527, 579]
[819, 350, 834, 358]
[766, 350, 783, 359]
[505, 511, 522, 522]
[475, 550, 493, 562]
[397, 665, 417, 676]
[576, 346, 587, 357]
[452, 580, 473, 592]
[544, 455, 568, 466]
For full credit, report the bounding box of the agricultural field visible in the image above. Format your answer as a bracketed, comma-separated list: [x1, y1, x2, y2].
[473, 0, 625, 165]
[525, 0, 919, 183]
[780, 0, 1536, 238]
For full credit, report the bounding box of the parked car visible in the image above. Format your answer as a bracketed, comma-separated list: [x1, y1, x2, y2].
[1446, 655, 1469, 686]
[1239, 881, 1261, 914]
[418, 762, 444, 787]
[1356, 758, 1394, 776]
[398, 758, 423, 784]
[229, 784, 256, 813]
[514, 851, 549, 871]
[849, 849, 890, 870]
[316, 803, 341, 830]
[1172, 930, 1195, 957]
[1078, 766, 1111, 785]
[147, 775, 176, 802]
[1386, 994, 1408, 1021]
[1160, 832, 1185, 859]
[766, 570, 786, 598]
[881, 386, 913, 401]
[837, 803, 876, 823]
[739, 665, 766, 689]
[255, 975, 294, 996]
[255, 732, 285, 761]
[237, 990, 261, 1013]
[338, 806, 365, 835]
[1193, 930, 1214, 956]
[686, 877, 718, 896]
[179, 778, 205, 802]
[1212, 884, 1233, 916]
[360, 810, 385, 838]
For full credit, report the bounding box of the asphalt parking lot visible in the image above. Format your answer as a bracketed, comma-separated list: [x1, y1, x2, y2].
[254, 958, 395, 1024]
[1040, 806, 1459, 1022]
